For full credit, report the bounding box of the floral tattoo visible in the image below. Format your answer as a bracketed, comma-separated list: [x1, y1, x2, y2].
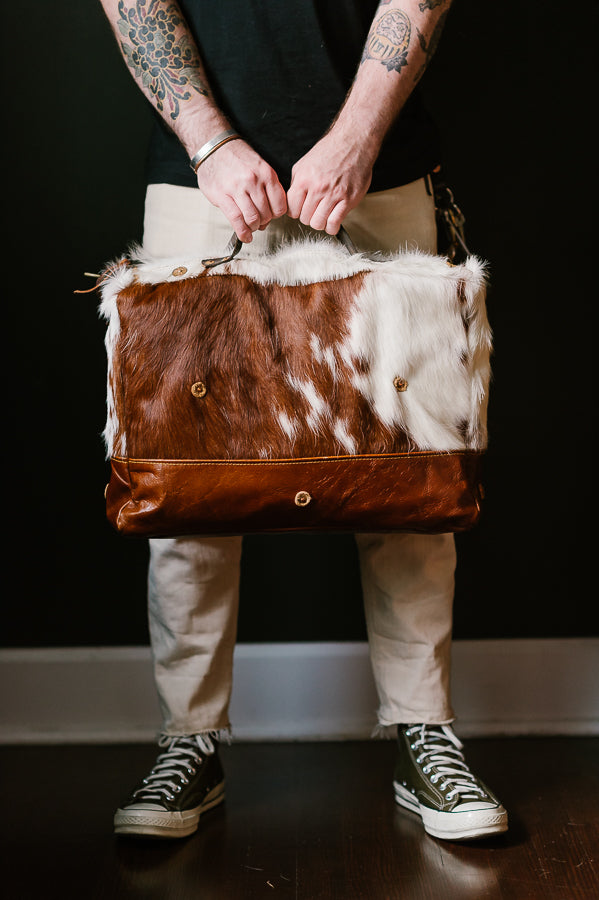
[116, 0, 208, 120]
[361, 9, 412, 73]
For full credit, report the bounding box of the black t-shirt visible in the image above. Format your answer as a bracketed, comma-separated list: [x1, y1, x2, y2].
[145, 0, 442, 192]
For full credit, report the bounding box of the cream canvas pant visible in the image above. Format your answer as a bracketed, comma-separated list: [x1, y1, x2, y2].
[143, 179, 456, 737]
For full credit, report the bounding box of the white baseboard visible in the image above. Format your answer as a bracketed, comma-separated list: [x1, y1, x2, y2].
[0, 639, 597, 744]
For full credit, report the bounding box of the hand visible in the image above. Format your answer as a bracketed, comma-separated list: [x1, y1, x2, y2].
[196, 140, 287, 242]
[286, 130, 375, 235]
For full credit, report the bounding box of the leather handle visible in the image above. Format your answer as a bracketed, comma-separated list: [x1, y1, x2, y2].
[201, 224, 357, 269]
[336, 225, 358, 254]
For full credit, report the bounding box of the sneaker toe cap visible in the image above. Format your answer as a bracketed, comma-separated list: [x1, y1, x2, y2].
[120, 802, 167, 812]
[453, 800, 504, 812]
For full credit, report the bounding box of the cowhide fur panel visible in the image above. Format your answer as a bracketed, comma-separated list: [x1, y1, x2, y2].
[99, 239, 491, 460]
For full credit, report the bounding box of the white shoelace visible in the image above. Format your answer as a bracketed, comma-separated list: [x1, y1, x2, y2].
[132, 734, 215, 803]
[406, 724, 488, 802]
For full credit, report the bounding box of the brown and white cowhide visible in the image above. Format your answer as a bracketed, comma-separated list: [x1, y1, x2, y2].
[99, 238, 491, 461]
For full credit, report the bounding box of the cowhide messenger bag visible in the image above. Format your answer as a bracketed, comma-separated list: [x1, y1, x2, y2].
[98, 226, 491, 538]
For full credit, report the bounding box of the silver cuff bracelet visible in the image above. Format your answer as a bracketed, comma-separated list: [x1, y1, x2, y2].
[189, 130, 241, 172]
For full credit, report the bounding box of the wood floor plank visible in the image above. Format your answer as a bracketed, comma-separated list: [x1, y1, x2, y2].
[0, 739, 597, 899]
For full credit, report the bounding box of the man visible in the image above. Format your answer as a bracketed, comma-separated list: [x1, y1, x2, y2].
[99, 0, 508, 842]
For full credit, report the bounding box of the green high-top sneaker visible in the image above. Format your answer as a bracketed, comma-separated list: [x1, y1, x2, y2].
[394, 724, 508, 841]
[114, 734, 225, 838]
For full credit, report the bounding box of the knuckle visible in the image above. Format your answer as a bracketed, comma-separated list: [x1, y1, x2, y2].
[262, 163, 278, 182]
[290, 169, 309, 189]
[227, 208, 244, 225]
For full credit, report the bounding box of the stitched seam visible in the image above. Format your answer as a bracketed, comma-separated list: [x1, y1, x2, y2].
[112, 450, 482, 467]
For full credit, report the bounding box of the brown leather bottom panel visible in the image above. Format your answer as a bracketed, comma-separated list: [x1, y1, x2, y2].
[105, 451, 484, 538]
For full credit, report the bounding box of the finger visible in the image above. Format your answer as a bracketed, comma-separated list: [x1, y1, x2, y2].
[298, 193, 322, 228]
[250, 182, 286, 228]
[324, 200, 350, 236]
[286, 183, 308, 220]
[235, 193, 263, 233]
[246, 184, 274, 229]
[219, 196, 254, 243]
[307, 197, 336, 234]
[264, 179, 288, 219]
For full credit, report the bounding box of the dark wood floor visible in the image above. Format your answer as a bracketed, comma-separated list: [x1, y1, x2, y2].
[1, 738, 597, 899]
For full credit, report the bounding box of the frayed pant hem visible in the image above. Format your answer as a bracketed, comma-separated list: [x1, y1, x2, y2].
[372, 715, 456, 739]
[158, 726, 233, 745]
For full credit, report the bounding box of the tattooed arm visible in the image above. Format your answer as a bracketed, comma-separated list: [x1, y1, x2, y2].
[287, 0, 452, 235]
[99, 0, 286, 241]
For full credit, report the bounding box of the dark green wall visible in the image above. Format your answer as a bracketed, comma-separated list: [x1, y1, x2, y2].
[4, 1, 597, 647]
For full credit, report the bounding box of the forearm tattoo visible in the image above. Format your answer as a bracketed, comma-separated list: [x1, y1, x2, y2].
[361, 9, 412, 72]
[117, 0, 208, 120]
[361, 1, 449, 78]
[413, 8, 449, 83]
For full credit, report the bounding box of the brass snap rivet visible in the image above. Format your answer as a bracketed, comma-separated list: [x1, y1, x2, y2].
[294, 491, 312, 507]
[171, 266, 188, 277]
[393, 376, 408, 392]
[191, 381, 207, 398]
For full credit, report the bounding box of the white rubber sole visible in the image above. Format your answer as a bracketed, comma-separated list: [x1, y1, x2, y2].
[114, 781, 225, 838]
[393, 782, 508, 841]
